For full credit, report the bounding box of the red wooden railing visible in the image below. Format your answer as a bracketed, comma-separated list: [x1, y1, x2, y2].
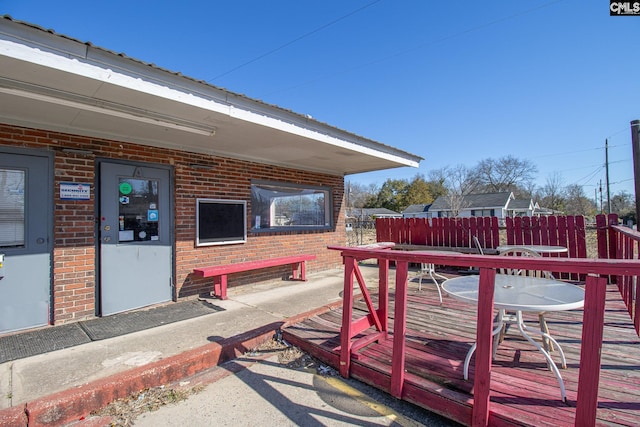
[328, 245, 640, 427]
[597, 213, 640, 336]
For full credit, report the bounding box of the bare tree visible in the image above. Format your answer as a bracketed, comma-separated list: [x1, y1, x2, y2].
[346, 181, 378, 209]
[564, 184, 596, 216]
[427, 169, 449, 200]
[473, 155, 538, 195]
[610, 190, 634, 215]
[537, 172, 566, 212]
[443, 165, 477, 216]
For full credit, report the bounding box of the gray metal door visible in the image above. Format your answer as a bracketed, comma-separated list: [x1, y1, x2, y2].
[99, 162, 172, 315]
[0, 151, 52, 333]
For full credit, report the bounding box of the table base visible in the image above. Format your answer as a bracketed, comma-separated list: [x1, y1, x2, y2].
[464, 310, 568, 402]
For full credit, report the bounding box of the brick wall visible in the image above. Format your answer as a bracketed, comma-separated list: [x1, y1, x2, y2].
[0, 124, 346, 324]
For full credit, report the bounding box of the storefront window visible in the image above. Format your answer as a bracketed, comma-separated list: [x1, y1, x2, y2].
[251, 181, 332, 232]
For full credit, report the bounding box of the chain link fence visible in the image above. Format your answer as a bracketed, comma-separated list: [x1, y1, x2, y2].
[345, 217, 377, 246]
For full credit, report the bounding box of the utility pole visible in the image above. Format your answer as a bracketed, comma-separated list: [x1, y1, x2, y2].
[605, 139, 611, 214]
[632, 120, 640, 227]
[599, 180, 603, 214]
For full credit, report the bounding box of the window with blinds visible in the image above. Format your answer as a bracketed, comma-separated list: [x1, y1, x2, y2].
[0, 169, 25, 248]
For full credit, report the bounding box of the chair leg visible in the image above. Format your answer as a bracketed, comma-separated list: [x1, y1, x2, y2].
[495, 310, 515, 346]
[493, 311, 502, 359]
[416, 263, 427, 291]
[539, 313, 554, 352]
[498, 324, 507, 344]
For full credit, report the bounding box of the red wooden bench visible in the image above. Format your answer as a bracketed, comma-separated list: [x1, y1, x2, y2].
[193, 254, 316, 300]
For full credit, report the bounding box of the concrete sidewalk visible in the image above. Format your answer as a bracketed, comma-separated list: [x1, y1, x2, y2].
[129, 352, 454, 427]
[0, 264, 399, 426]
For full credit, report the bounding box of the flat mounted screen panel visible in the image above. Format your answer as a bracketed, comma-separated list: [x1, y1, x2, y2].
[196, 199, 247, 246]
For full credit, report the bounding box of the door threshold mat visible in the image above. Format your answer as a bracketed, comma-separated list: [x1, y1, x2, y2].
[79, 300, 223, 341]
[0, 323, 90, 364]
[0, 300, 223, 363]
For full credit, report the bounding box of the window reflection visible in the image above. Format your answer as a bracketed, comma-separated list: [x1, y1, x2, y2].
[118, 178, 159, 243]
[251, 181, 331, 231]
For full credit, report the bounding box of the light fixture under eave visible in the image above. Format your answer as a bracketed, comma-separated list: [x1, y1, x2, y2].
[189, 163, 215, 170]
[0, 82, 217, 137]
[61, 148, 94, 155]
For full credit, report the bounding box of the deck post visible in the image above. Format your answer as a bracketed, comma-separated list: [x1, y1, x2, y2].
[378, 258, 390, 337]
[631, 119, 640, 226]
[339, 255, 356, 378]
[390, 260, 409, 398]
[575, 275, 607, 425]
[472, 267, 496, 427]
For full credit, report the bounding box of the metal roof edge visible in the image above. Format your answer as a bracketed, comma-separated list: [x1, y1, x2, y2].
[0, 15, 422, 166]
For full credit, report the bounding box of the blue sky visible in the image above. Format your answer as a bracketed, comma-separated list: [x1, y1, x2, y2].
[3, 0, 639, 199]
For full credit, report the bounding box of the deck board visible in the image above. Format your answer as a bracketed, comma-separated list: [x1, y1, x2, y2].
[283, 278, 640, 426]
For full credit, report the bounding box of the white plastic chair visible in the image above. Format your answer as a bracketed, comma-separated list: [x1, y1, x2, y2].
[472, 236, 484, 256]
[462, 236, 484, 275]
[416, 262, 445, 304]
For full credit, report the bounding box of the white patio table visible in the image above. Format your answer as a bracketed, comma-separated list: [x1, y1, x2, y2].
[496, 244, 568, 254]
[441, 274, 585, 401]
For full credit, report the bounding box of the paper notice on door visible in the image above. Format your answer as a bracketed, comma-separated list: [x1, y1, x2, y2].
[119, 230, 134, 241]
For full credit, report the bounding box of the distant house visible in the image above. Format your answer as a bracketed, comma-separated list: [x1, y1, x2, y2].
[345, 207, 400, 231]
[346, 207, 401, 220]
[533, 205, 557, 216]
[508, 198, 536, 217]
[508, 199, 556, 217]
[429, 192, 515, 222]
[428, 192, 557, 224]
[402, 204, 431, 218]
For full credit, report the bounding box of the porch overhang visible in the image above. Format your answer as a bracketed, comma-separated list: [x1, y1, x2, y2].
[0, 17, 421, 176]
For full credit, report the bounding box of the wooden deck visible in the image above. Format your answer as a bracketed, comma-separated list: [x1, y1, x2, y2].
[282, 273, 640, 426]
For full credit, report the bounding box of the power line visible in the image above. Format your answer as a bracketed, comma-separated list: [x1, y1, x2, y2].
[606, 126, 630, 139]
[260, 0, 566, 97]
[529, 146, 604, 160]
[207, 0, 383, 82]
[607, 159, 631, 166]
[529, 143, 627, 160]
[609, 178, 634, 186]
[574, 166, 604, 187]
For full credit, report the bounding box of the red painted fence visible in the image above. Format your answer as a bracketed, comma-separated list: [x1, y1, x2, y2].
[376, 215, 587, 257]
[376, 217, 500, 249]
[505, 215, 587, 258]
